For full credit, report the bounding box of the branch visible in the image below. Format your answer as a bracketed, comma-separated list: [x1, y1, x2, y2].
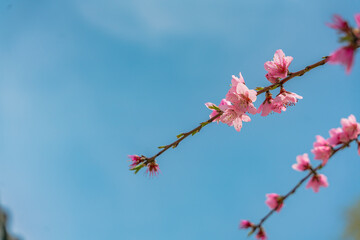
[253, 139, 356, 230]
[140, 56, 329, 165]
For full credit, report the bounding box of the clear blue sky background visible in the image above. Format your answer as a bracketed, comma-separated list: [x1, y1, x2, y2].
[0, 1, 359, 240]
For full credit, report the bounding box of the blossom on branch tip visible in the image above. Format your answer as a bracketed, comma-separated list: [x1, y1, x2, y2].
[292, 153, 311, 171]
[355, 13, 360, 28]
[327, 14, 350, 33]
[340, 114, 360, 141]
[146, 161, 160, 177]
[328, 46, 355, 74]
[311, 135, 332, 166]
[239, 220, 253, 229]
[256, 228, 267, 240]
[128, 154, 143, 168]
[264, 49, 293, 81]
[306, 174, 329, 193]
[265, 193, 284, 212]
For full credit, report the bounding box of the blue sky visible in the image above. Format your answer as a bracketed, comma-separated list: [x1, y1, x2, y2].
[0, 1, 359, 240]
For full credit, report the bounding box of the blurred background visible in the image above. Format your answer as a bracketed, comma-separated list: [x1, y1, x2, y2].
[0, 0, 359, 239]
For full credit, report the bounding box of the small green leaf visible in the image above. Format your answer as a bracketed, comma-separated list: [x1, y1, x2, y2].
[208, 105, 221, 112]
[339, 35, 351, 43]
[130, 163, 145, 174]
[269, 84, 280, 90]
[200, 122, 209, 127]
[192, 129, 200, 136]
[177, 133, 184, 139]
[158, 146, 166, 149]
[255, 87, 264, 91]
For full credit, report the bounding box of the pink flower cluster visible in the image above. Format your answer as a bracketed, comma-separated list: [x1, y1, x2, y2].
[240, 115, 360, 239]
[206, 50, 302, 131]
[327, 14, 360, 73]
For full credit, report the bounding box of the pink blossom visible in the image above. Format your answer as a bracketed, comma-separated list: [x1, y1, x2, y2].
[340, 114, 360, 141]
[311, 135, 332, 166]
[265, 73, 280, 84]
[273, 88, 303, 110]
[327, 14, 350, 32]
[220, 105, 251, 132]
[292, 153, 311, 171]
[256, 228, 267, 240]
[264, 49, 293, 80]
[328, 128, 344, 146]
[257, 93, 286, 116]
[205, 99, 231, 121]
[265, 193, 284, 212]
[146, 161, 160, 177]
[239, 220, 253, 229]
[226, 73, 257, 114]
[328, 46, 355, 74]
[355, 13, 360, 28]
[128, 154, 143, 168]
[306, 174, 329, 193]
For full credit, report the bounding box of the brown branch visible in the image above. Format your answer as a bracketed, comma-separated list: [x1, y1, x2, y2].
[141, 56, 330, 165]
[254, 139, 355, 229]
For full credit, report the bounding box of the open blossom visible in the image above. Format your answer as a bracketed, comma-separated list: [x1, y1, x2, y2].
[146, 161, 160, 177]
[340, 114, 360, 141]
[226, 73, 257, 114]
[328, 46, 355, 74]
[328, 127, 344, 146]
[264, 49, 293, 82]
[220, 105, 251, 132]
[355, 13, 360, 28]
[306, 174, 329, 193]
[256, 228, 267, 240]
[239, 220, 253, 229]
[311, 135, 333, 166]
[273, 88, 303, 111]
[292, 153, 311, 171]
[327, 14, 350, 32]
[265, 193, 284, 212]
[257, 92, 286, 116]
[205, 99, 231, 121]
[128, 154, 143, 168]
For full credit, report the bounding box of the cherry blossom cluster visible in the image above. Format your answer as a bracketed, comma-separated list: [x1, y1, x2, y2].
[240, 114, 360, 240]
[128, 13, 360, 177]
[327, 13, 360, 73]
[206, 49, 302, 132]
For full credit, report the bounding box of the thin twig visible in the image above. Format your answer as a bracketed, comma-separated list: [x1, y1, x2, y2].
[143, 56, 329, 164]
[255, 139, 355, 228]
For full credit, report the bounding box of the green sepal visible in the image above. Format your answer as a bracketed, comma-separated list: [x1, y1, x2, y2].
[247, 228, 255, 237]
[130, 163, 145, 174]
[339, 35, 352, 43]
[208, 105, 221, 112]
[200, 122, 209, 127]
[255, 87, 264, 91]
[269, 83, 280, 90]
